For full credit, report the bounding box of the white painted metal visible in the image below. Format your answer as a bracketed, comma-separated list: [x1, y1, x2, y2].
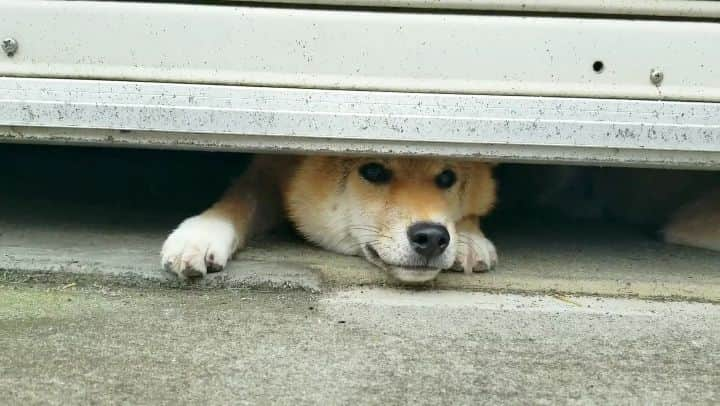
[2, 1, 720, 101]
[5, 126, 720, 169]
[239, 0, 720, 18]
[1, 78, 719, 168]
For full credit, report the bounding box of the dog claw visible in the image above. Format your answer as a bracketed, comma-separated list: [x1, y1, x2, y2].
[181, 267, 206, 279]
[206, 261, 224, 273]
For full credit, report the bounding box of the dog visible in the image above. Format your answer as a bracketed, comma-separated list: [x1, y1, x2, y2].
[495, 164, 720, 251]
[663, 187, 720, 251]
[161, 155, 498, 283]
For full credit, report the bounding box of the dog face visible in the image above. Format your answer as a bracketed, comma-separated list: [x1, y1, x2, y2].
[286, 156, 495, 283]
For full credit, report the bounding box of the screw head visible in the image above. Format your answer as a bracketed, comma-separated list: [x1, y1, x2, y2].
[650, 69, 664, 85]
[2, 37, 18, 57]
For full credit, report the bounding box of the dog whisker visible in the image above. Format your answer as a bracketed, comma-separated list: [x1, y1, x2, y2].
[323, 228, 392, 251]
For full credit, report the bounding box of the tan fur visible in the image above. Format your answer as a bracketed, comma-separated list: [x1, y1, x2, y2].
[569, 169, 720, 250]
[663, 188, 720, 251]
[162, 154, 497, 283]
[497, 164, 720, 252]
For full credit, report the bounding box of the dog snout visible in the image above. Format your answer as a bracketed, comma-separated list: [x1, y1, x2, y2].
[407, 222, 450, 259]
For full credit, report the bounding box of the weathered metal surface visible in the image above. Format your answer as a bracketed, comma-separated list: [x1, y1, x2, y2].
[1, 78, 719, 169]
[2, 1, 720, 101]
[235, 0, 720, 18]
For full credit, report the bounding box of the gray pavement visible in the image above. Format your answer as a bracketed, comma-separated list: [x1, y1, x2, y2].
[2, 144, 720, 300]
[2, 200, 720, 300]
[1, 284, 718, 405]
[2, 145, 720, 404]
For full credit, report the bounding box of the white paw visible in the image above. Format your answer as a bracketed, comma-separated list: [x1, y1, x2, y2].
[161, 215, 239, 279]
[451, 232, 498, 273]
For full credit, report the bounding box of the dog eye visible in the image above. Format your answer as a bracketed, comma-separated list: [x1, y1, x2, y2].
[435, 169, 457, 189]
[359, 163, 392, 184]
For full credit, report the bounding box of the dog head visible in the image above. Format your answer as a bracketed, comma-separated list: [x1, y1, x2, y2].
[286, 156, 495, 283]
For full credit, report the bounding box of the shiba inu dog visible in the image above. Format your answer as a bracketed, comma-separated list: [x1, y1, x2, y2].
[663, 188, 720, 252]
[496, 164, 720, 252]
[161, 155, 497, 283]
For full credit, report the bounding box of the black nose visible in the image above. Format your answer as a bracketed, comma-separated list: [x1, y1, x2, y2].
[407, 222, 450, 259]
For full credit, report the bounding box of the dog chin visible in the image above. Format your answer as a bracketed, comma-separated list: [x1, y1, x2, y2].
[385, 266, 443, 284]
[363, 245, 443, 284]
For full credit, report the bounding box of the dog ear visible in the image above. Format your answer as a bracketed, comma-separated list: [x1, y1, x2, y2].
[461, 162, 497, 217]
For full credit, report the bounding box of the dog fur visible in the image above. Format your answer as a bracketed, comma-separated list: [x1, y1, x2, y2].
[162, 154, 497, 283]
[162, 157, 719, 284]
[662, 188, 720, 252]
[495, 164, 720, 251]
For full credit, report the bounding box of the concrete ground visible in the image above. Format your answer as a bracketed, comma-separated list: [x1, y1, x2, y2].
[2, 143, 719, 300]
[2, 144, 720, 404]
[1, 284, 718, 405]
[2, 198, 720, 300]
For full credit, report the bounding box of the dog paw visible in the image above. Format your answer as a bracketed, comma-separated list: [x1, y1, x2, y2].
[451, 232, 498, 273]
[161, 215, 239, 279]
